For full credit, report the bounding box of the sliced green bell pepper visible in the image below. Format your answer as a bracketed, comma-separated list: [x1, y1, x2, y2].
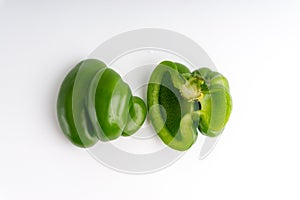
[147, 61, 232, 151]
[88, 67, 147, 140]
[57, 59, 147, 147]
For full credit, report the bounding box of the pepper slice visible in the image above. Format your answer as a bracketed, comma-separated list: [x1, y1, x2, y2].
[147, 61, 232, 151]
[87, 67, 147, 141]
[57, 59, 105, 147]
[57, 59, 147, 147]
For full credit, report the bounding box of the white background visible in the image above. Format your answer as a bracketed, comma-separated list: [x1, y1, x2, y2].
[1, 0, 300, 199]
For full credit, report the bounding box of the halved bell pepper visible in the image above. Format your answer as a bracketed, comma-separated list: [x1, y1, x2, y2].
[57, 59, 147, 147]
[147, 61, 232, 151]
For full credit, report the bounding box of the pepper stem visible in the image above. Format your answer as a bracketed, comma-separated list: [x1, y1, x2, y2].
[179, 73, 205, 102]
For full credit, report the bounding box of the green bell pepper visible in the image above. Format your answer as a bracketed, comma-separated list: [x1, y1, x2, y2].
[57, 59, 147, 147]
[147, 61, 232, 151]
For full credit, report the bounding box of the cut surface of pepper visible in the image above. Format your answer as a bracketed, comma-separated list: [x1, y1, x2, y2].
[147, 61, 232, 151]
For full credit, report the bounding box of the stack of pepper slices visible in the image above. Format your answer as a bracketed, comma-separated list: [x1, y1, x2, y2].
[57, 59, 232, 151]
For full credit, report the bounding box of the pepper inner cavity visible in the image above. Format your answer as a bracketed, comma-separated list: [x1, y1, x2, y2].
[158, 72, 182, 137]
[180, 73, 204, 102]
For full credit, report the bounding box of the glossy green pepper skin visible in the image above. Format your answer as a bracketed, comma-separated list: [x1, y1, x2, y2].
[147, 61, 232, 151]
[88, 67, 147, 140]
[57, 59, 104, 147]
[57, 59, 147, 147]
